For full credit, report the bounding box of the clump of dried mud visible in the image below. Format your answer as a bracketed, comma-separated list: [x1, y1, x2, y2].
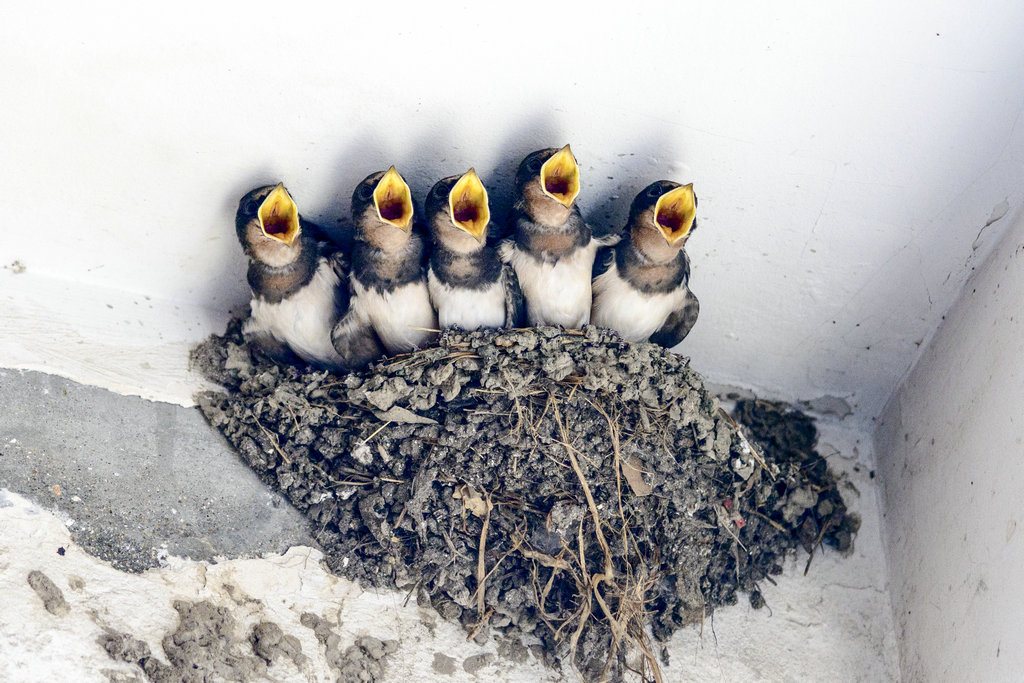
[99, 598, 394, 682]
[193, 322, 858, 681]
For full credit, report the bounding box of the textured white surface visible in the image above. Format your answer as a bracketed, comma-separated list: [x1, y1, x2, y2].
[875, 208, 1024, 679]
[0, 269, 224, 406]
[0, 420, 898, 682]
[2, 3, 1023, 419]
[0, 489, 557, 683]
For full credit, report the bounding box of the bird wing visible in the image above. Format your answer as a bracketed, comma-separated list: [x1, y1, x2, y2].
[488, 207, 518, 248]
[301, 216, 352, 251]
[330, 297, 385, 370]
[241, 317, 301, 366]
[588, 207, 624, 246]
[649, 289, 700, 349]
[328, 258, 385, 369]
[326, 251, 354, 320]
[502, 263, 526, 328]
[592, 245, 615, 280]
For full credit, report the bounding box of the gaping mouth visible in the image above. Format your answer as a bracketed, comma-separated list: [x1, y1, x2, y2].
[373, 166, 414, 230]
[448, 168, 489, 240]
[540, 144, 580, 208]
[654, 184, 696, 244]
[258, 184, 300, 245]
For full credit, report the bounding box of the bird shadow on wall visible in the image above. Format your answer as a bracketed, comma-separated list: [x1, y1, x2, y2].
[309, 126, 476, 245]
[202, 170, 286, 319]
[582, 128, 683, 238]
[482, 113, 565, 224]
[396, 125, 458, 218]
[312, 132, 396, 247]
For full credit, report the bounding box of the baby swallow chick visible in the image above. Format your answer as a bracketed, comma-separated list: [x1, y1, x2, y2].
[591, 181, 700, 347]
[332, 167, 438, 357]
[426, 169, 524, 330]
[236, 183, 380, 370]
[499, 145, 618, 328]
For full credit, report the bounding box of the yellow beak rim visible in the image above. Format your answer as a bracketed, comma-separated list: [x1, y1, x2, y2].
[540, 144, 580, 208]
[257, 184, 301, 245]
[373, 166, 414, 231]
[654, 184, 696, 244]
[448, 168, 490, 240]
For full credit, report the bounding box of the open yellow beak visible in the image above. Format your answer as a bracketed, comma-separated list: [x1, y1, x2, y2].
[540, 144, 580, 208]
[373, 166, 414, 231]
[654, 184, 696, 244]
[257, 184, 300, 245]
[448, 168, 489, 240]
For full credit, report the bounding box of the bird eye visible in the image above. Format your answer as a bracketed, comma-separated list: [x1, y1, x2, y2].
[243, 198, 260, 215]
[647, 185, 664, 198]
[358, 183, 374, 200]
[433, 183, 448, 197]
[527, 158, 543, 173]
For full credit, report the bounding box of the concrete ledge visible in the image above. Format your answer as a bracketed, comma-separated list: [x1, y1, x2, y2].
[0, 369, 312, 571]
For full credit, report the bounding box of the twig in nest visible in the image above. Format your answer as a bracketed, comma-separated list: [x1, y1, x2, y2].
[502, 370, 526, 440]
[254, 419, 291, 464]
[466, 607, 494, 642]
[555, 393, 635, 678]
[358, 420, 392, 446]
[553, 395, 613, 579]
[749, 509, 788, 532]
[556, 393, 664, 682]
[479, 522, 526, 589]
[531, 555, 573, 632]
[529, 562, 562, 637]
[804, 516, 836, 575]
[718, 507, 749, 552]
[567, 521, 595, 668]
[718, 407, 776, 481]
[521, 548, 571, 571]
[616, 568, 664, 683]
[473, 489, 493, 622]
[282, 402, 301, 431]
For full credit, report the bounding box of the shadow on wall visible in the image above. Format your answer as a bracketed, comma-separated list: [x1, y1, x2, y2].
[190, 169, 290, 318]
[317, 130, 396, 243]
[483, 113, 565, 222]
[210, 114, 691, 310]
[290, 113, 572, 237]
[584, 127, 682, 236]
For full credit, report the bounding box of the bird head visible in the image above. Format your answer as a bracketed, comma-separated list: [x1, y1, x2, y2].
[630, 181, 698, 247]
[353, 166, 414, 231]
[235, 183, 303, 266]
[427, 169, 490, 247]
[514, 145, 580, 225]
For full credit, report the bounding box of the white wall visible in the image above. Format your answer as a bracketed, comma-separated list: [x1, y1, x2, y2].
[875, 204, 1024, 679]
[2, 2, 1024, 418]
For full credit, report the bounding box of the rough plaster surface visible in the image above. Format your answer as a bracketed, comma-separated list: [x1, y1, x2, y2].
[0, 270, 228, 406]
[3, 3, 1024, 420]
[0, 369, 314, 571]
[0, 368, 899, 681]
[875, 208, 1024, 679]
[0, 490, 557, 683]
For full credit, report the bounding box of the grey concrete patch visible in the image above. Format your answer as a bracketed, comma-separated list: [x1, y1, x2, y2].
[0, 369, 314, 571]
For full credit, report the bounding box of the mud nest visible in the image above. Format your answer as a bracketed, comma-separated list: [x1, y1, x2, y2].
[193, 322, 859, 681]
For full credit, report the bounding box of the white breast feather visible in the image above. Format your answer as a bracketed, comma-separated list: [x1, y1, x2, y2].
[351, 278, 437, 355]
[248, 258, 345, 366]
[591, 261, 688, 342]
[427, 268, 506, 330]
[501, 240, 598, 328]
